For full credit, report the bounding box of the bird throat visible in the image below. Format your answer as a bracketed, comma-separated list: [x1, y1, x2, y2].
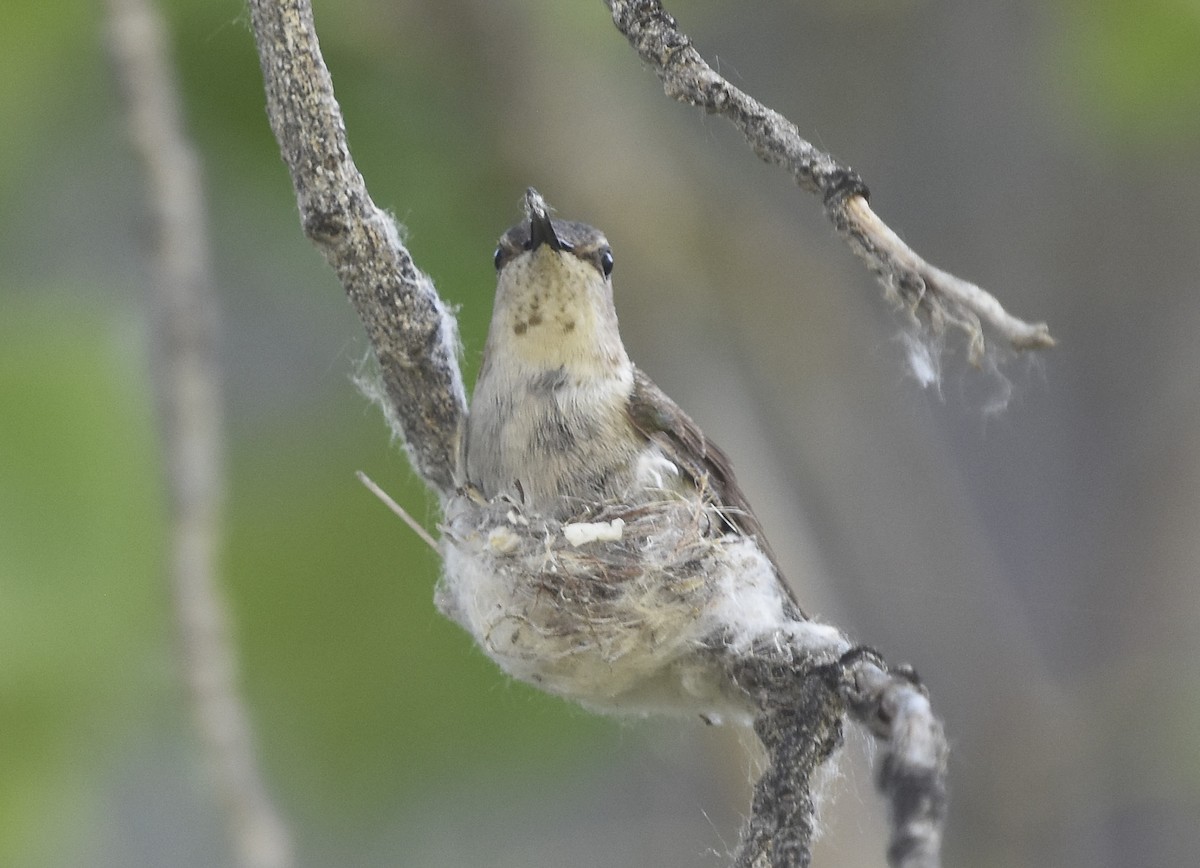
[467, 252, 640, 512]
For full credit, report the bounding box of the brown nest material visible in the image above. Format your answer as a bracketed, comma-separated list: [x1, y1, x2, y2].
[437, 493, 848, 721]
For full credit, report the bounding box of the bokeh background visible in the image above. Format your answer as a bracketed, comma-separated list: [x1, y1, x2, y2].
[4, 0, 1200, 866]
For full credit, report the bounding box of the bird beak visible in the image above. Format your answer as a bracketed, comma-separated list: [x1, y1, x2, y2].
[526, 187, 563, 252]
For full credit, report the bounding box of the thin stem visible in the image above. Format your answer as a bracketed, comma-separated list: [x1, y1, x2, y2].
[105, 1, 294, 865]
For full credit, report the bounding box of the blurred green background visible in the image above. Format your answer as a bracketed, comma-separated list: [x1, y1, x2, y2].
[4, 1, 1200, 866]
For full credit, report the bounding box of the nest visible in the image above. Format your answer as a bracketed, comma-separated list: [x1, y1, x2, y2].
[436, 490, 814, 719]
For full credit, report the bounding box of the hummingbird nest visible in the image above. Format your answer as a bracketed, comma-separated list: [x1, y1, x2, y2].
[437, 490, 849, 723]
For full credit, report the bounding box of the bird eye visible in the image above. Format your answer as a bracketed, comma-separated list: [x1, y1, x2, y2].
[493, 246, 504, 270]
[599, 249, 614, 277]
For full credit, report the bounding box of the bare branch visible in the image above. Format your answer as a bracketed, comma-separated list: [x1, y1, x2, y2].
[728, 643, 948, 868]
[246, 0, 467, 497]
[727, 651, 844, 868]
[605, 0, 1054, 361]
[839, 652, 948, 868]
[104, 0, 294, 865]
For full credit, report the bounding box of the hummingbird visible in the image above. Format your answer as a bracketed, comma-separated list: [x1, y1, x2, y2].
[447, 189, 820, 720]
[465, 188, 802, 607]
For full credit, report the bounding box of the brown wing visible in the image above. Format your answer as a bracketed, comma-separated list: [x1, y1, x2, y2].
[626, 367, 805, 614]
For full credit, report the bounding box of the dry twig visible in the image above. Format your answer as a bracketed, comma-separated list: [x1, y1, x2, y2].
[105, 0, 294, 865]
[606, 0, 1054, 363]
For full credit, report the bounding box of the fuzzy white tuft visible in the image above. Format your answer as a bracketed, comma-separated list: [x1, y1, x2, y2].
[563, 518, 626, 546]
[486, 526, 521, 554]
[634, 451, 680, 490]
[900, 330, 942, 392]
[707, 537, 849, 659]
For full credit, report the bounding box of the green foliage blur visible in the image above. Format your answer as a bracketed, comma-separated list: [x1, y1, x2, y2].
[1062, 0, 1200, 148]
[0, 299, 165, 866]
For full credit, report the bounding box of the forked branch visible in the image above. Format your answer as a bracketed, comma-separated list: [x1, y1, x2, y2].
[728, 643, 947, 868]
